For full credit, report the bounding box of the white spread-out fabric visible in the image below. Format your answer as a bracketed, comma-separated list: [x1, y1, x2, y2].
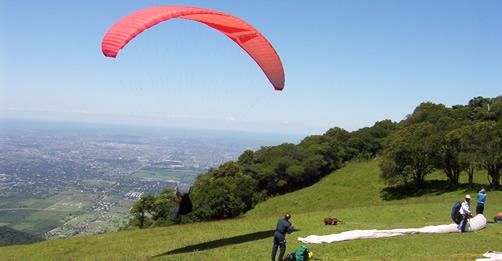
[475, 251, 502, 261]
[298, 214, 487, 244]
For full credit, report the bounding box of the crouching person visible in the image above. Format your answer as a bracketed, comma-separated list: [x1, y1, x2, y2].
[458, 194, 472, 232]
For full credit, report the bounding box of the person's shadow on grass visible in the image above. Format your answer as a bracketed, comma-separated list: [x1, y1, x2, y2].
[151, 229, 300, 258]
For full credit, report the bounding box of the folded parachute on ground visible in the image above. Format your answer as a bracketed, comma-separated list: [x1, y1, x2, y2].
[102, 6, 285, 91]
[299, 214, 487, 244]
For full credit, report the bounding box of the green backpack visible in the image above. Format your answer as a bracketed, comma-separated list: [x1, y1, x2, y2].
[286, 245, 309, 261]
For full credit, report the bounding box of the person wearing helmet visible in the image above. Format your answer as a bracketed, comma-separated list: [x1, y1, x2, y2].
[458, 194, 472, 232]
[271, 213, 294, 261]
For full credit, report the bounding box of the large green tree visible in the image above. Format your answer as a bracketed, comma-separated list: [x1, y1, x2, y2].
[403, 102, 451, 125]
[190, 161, 258, 220]
[130, 194, 155, 228]
[380, 122, 439, 188]
[474, 122, 502, 189]
[438, 129, 464, 186]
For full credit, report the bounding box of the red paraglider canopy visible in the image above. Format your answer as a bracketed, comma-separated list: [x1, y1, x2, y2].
[102, 6, 285, 91]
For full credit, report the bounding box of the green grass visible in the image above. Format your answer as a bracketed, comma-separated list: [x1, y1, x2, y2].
[0, 190, 96, 236]
[1, 160, 501, 260]
[0, 192, 58, 209]
[0, 209, 74, 236]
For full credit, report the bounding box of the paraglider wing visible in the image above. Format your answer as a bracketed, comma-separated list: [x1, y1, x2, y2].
[101, 6, 284, 91]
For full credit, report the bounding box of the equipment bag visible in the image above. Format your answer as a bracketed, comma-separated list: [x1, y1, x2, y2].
[451, 201, 462, 224]
[324, 217, 339, 225]
[286, 245, 309, 261]
[495, 213, 502, 224]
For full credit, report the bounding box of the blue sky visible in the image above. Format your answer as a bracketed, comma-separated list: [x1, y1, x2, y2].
[1, 1, 501, 135]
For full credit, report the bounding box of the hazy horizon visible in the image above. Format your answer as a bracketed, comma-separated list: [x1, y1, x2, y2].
[0, 117, 304, 144]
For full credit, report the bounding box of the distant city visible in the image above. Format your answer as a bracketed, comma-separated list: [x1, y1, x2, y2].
[0, 118, 300, 239]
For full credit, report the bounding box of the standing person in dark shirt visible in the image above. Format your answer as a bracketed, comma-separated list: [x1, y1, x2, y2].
[272, 213, 294, 261]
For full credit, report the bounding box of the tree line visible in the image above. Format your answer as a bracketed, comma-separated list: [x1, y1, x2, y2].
[129, 120, 396, 227]
[380, 96, 501, 189]
[129, 96, 501, 228]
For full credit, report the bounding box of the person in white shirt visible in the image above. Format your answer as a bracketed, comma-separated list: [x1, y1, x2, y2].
[458, 194, 472, 232]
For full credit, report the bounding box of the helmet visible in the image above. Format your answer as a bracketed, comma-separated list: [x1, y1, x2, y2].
[285, 213, 291, 220]
[465, 194, 471, 199]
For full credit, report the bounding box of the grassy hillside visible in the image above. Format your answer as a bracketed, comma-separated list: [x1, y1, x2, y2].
[1, 160, 501, 260]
